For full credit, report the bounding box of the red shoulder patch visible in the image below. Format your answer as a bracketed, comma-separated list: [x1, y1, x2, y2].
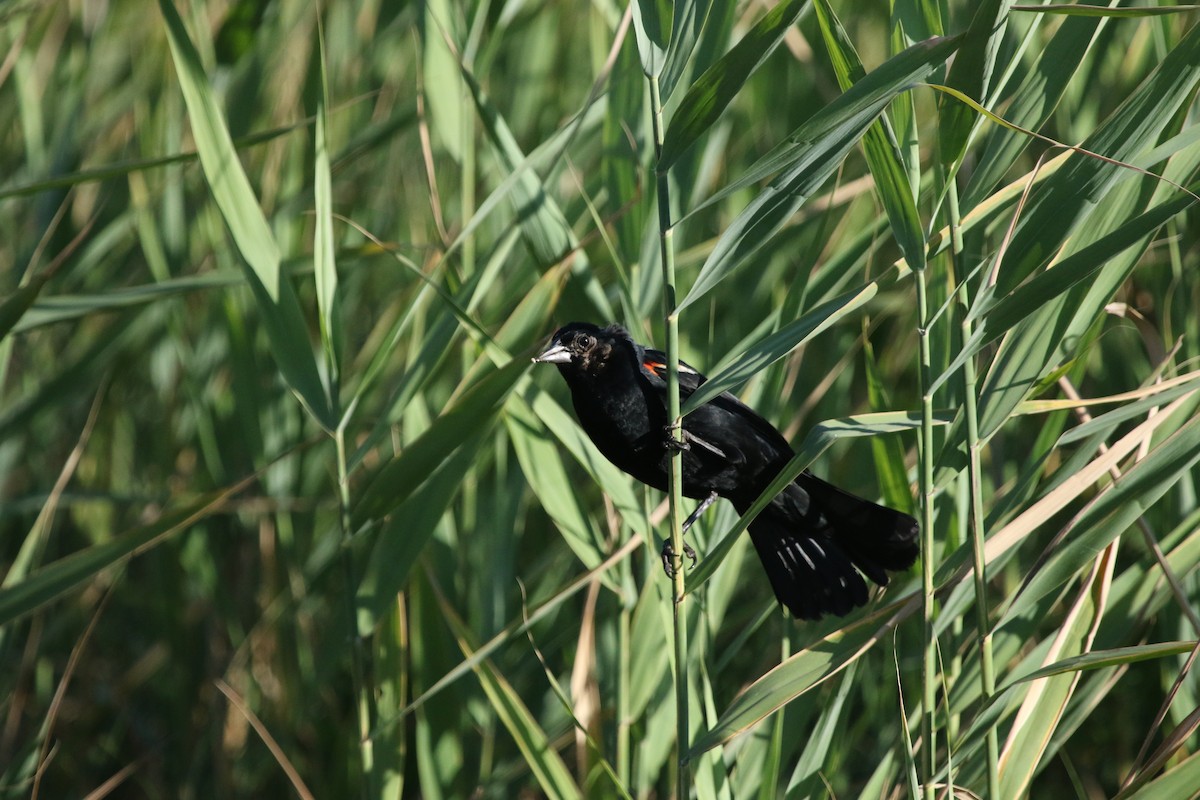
[642, 359, 665, 374]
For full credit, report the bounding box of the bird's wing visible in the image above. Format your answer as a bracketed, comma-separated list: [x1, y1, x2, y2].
[638, 348, 793, 466]
[637, 348, 705, 397]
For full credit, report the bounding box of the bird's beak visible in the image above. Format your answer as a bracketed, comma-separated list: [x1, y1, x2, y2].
[533, 342, 572, 364]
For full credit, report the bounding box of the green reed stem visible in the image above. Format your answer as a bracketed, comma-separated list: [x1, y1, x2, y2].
[649, 74, 690, 795]
[916, 264, 937, 800]
[947, 181, 1000, 800]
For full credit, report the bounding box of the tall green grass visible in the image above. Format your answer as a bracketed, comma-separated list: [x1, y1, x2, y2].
[1, 1, 1199, 798]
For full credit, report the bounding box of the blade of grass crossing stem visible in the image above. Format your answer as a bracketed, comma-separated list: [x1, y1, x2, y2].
[1003, 411, 1200, 623]
[461, 67, 613, 320]
[785, 660, 858, 797]
[1013, 3, 1200, 17]
[685, 411, 950, 593]
[504, 394, 609, 573]
[689, 600, 915, 756]
[352, 359, 528, 527]
[649, 70, 690, 794]
[354, 443, 482, 634]
[813, 0, 925, 272]
[1121, 749, 1200, 800]
[157, 0, 334, 429]
[961, 3, 1115, 209]
[631, 0, 666, 78]
[998, 642, 1197, 691]
[681, 270, 893, 414]
[676, 36, 959, 311]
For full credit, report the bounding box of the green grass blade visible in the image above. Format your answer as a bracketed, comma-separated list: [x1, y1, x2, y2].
[0, 482, 248, 627]
[355, 444, 481, 634]
[660, 0, 808, 170]
[998, 642, 1197, 691]
[682, 271, 895, 414]
[813, 0, 925, 272]
[352, 359, 528, 527]
[660, 0, 715, 100]
[157, 0, 334, 428]
[688, 600, 914, 757]
[1013, 3, 1200, 16]
[1004, 410, 1200, 623]
[937, 0, 1011, 167]
[996, 21, 1200, 293]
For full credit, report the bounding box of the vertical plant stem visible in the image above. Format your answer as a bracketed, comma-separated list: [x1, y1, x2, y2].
[649, 74, 690, 795]
[947, 182, 1000, 799]
[337, 426, 376, 799]
[915, 265, 937, 800]
[617, 600, 632, 787]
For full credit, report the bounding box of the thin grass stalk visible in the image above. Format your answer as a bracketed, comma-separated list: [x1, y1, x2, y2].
[915, 264, 937, 800]
[649, 74, 690, 795]
[947, 180, 1000, 799]
[618, 601, 631, 787]
[337, 426, 376, 798]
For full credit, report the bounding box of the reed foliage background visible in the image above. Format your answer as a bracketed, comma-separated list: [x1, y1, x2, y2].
[2, 1, 1199, 798]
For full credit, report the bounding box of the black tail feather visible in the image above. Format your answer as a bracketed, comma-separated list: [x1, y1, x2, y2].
[737, 473, 919, 620]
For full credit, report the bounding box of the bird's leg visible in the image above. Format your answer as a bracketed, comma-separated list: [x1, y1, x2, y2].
[660, 491, 718, 577]
[682, 491, 718, 533]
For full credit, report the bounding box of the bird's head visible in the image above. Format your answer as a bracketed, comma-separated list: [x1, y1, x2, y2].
[533, 322, 636, 377]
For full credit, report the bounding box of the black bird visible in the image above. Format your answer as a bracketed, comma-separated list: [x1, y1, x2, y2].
[533, 322, 919, 620]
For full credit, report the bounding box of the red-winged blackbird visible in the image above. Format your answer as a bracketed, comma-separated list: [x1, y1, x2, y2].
[534, 322, 919, 620]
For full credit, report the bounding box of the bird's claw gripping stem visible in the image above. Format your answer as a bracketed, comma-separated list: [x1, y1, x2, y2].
[661, 538, 698, 579]
[663, 423, 689, 453]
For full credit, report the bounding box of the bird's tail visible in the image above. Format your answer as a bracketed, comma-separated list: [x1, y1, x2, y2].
[735, 472, 919, 620]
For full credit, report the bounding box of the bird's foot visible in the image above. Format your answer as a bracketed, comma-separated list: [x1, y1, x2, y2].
[663, 424, 690, 453]
[660, 537, 698, 578]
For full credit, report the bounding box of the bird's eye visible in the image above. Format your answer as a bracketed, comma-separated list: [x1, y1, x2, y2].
[577, 334, 594, 349]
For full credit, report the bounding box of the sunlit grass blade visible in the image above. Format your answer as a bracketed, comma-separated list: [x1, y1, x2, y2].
[997, 541, 1116, 797]
[995, 21, 1200, 293]
[660, 0, 715, 101]
[682, 270, 897, 413]
[936, 0, 1010, 168]
[814, 0, 925, 272]
[961, 4, 1114, 209]
[1003, 410, 1200, 623]
[313, 24, 341, 393]
[1013, 3, 1200, 16]
[660, 0, 808, 170]
[676, 35, 959, 310]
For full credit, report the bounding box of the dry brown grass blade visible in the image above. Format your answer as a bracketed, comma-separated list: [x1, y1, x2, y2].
[215, 679, 316, 800]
